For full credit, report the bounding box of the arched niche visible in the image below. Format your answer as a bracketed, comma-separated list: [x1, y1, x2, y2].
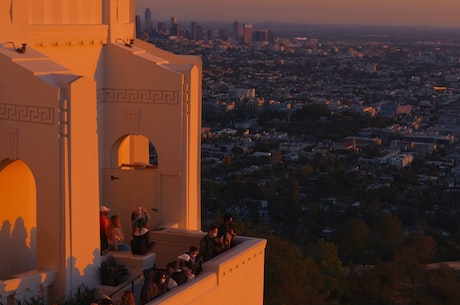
[111, 134, 158, 170]
[103, 135, 160, 232]
[0, 159, 37, 279]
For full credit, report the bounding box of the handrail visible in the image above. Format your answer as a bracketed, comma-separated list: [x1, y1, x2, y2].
[105, 266, 168, 298]
[107, 272, 143, 299]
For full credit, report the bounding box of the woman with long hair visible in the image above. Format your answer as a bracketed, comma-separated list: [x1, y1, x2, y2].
[106, 215, 130, 251]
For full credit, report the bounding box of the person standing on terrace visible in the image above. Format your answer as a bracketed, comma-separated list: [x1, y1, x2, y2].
[140, 268, 159, 305]
[131, 217, 155, 255]
[218, 213, 237, 250]
[186, 245, 202, 275]
[131, 206, 150, 233]
[199, 224, 224, 262]
[99, 205, 110, 254]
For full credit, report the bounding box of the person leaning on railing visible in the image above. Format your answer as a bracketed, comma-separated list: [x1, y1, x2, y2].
[199, 224, 224, 262]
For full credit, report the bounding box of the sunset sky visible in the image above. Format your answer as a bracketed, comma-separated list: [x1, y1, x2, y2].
[136, 0, 460, 27]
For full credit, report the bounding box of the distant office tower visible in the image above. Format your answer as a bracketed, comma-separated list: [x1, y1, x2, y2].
[253, 30, 268, 42]
[218, 28, 228, 41]
[233, 21, 243, 43]
[207, 29, 215, 41]
[197, 24, 203, 40]
[170, 16, 179, 36]
[144, 7, 152, 35]
[267, 30, 275, 42]
[243, 23, 252, 44]
[191, 22, 199, 40]
[157, 22, 166, 34]
[135, 15, 142, 37]
[233, 21, 239, 40]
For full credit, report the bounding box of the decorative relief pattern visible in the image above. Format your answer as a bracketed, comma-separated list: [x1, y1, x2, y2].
[99, 88, 179, 105]
[0, 103, 54, 125]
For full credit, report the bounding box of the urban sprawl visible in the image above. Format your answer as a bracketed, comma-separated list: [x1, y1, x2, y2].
[138, 14, 460, 260]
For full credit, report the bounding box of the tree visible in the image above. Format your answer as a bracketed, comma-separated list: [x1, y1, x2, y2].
[421, 264, 460, 305]
[335, 218, 370, 264]
[310, 240, 345, 304]
[369, 213, 405, 262]
[263, 235, 327, 305]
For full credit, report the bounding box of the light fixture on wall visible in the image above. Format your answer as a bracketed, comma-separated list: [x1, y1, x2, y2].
[116, 38, 133, 47]
[5, 42, 27, 53]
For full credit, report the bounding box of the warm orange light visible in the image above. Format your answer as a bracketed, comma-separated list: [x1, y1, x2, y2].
[0, 159, 37, 279]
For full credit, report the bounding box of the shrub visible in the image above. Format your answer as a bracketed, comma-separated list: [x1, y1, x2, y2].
[98, 256, 128, 286]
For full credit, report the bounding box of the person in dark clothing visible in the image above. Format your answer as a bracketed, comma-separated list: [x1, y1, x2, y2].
[167, 261, 187, 285]
[154, 271, 170, 295]
[131, 218, 155, 255]
[218, 214, 237, 250]
[186, 245, 202, 275]
[140, 268, 159, 305]
[199, 224, 224, 262]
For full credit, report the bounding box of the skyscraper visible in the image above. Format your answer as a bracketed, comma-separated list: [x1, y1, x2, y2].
[170, 16, 179, 36]
[144, 7, 152, 35]
[243, 23, 253, 44]
[233, 20, 242, 43]
[135, 14, 142, 37]
[191, 21, 199, 41]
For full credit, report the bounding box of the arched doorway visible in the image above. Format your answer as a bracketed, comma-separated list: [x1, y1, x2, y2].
[0, 159, 37, 279]
[101, 135, 160, 234]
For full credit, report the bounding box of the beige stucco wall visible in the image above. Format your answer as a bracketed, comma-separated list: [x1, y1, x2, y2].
[0, 0, 222, 301]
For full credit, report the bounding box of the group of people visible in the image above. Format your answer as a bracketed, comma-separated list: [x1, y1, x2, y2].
[99, 205, 155, 255]
[138, 212, 237, 305]
[199, 214, 237, 262]
[99, 207, 237, 304]
[139, 245, 202, 304]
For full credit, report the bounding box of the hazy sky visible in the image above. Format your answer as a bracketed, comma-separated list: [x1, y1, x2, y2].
[136, 0, 460, 28]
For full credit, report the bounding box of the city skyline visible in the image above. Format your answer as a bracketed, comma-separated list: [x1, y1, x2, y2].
[136, 0, 460, 28]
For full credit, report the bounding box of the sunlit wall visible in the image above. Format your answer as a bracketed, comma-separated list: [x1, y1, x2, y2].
[0, 160, 36, 279]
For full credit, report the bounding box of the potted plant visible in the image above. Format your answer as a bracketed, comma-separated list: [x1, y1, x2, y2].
[98, 256, 128, 286]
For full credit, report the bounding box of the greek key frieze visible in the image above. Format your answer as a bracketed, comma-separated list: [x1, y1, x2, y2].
[0, 103, 54, 125]
[100, 88, 180, 105]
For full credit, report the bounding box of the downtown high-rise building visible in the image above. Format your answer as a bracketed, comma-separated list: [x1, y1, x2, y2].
[191, 21, 199, 40]
[135, 14, 142, 37]
[157, 21, 167, 34]
[233, 20, 243, 43]
[243, 23, 253, 44]
[144, 7, 152, 35]
[170, 16, 179, 36]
